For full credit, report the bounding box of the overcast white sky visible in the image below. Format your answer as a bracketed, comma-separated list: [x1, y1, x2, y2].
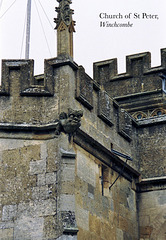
[0, 0, 166, 77]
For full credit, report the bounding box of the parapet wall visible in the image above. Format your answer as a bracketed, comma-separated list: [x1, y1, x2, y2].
[0, 58, 135, 144]
[93, 48, 166, 98]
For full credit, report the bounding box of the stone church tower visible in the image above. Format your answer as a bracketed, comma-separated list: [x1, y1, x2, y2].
[0, 0, 166, 239]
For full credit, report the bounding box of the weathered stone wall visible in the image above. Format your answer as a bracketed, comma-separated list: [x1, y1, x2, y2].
[74, 145, 139, 240]
[138, 188, 166, 240]
[0, 138, 59, 239]
[137, 124, 166, 178]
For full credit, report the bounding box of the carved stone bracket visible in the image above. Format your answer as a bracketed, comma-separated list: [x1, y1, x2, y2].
[61, 211, 78, 231]
[55, 108, 83, 137]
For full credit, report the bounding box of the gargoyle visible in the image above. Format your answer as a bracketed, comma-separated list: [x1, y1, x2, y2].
[55, 108, 83, 136]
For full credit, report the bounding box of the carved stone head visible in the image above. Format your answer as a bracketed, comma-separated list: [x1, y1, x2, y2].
[60, 108, 83, 134]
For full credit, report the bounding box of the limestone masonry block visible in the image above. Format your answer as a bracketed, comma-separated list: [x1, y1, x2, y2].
[2, 205, 17, 221]
[31, 199, 56, 217]
[76, 207, 89, 231]
[45, 172, 57, 185]
[32, 186, 49, 200]
[60, 194, 75, 212]
[37, 173, 46, 186]
[0, 228, 14, 240]
[61, 166, 75, 182]
[14, 216, 44, 240]
[29, 160, 46, 175]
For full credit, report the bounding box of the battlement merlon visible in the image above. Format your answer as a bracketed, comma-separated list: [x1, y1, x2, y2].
[0, 59, 55, 96]
[93, 48, 166, 98]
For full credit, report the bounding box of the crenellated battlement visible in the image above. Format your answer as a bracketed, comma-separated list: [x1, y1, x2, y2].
[93, 49, 166, 121]
[94, 48, 166, 82]
[0, 59, 55, 96]
[94, 48, 166, 97]
[0, 56, 136, 144]
[0, 58, 61, 126]
[0, 52, 165, 142]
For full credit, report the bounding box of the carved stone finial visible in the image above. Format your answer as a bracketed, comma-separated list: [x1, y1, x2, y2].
[54, 0, 75, 29]
[54, 0, 75, 57]
[55, 108, 83, 136]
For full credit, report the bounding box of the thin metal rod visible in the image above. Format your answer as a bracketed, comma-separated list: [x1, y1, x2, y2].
[0, 0, 3, 10]
[37, 0, 54, 30]
[109, 174, 121, 190]
[25, 0, 32, 59]
[109, 160, 128, 190]
[34, 0, 52, 57]
[0, 0, 17, 19]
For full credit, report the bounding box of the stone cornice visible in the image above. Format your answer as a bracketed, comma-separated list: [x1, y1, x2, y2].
[0, 122, 57, 131]
[114, 89, 163, 101]
[136, 115, 166, 127]
[137, 176, 166, 192]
